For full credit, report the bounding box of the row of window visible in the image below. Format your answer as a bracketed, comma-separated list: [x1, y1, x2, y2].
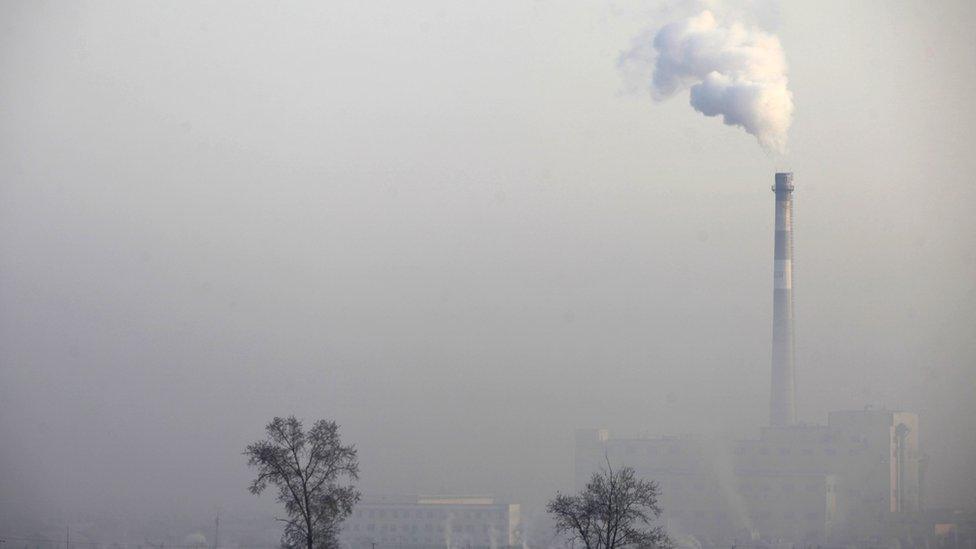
[615, 444, 866, 459]
[743, 446, 862, 457]
[738, 482, 823, 493]
[753, 510, 822, 521]
[612, 433, 892, 458]
[618, 445, 692, 456]
[354, 509, 505, 520]
[349, 523, 502, 534]
[739, 492, 824, 503]
[350, 535, 499, 546]
[668, 509, 821, 521]
[661, 481, 823, 493]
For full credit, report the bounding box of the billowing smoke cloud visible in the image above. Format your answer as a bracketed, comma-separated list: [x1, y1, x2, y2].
[629, 10, 794, 153]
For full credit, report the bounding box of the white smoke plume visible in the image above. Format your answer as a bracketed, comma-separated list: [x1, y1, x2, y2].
[626, 9, 794, 153]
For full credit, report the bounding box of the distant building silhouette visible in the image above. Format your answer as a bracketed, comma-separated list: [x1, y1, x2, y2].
[576, 409, 920, 545]
[341, 495, 520, 549]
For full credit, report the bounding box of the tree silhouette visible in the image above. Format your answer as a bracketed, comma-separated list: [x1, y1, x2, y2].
[245, 416, 360, 549]
[548, 461, 670, 549]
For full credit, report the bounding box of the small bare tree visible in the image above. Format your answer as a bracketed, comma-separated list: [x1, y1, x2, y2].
[245, 416, 360, 549]
[547, 461, 670, 549]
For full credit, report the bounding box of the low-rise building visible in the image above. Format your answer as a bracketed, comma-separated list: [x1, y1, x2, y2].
[341, 495, 520, 549]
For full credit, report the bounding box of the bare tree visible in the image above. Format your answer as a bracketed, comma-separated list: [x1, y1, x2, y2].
[547, 460, 670, 549]
[245, 416, 360, 549]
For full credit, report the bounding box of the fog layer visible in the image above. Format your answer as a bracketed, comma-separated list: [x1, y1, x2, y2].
[1, 0, 974, 532]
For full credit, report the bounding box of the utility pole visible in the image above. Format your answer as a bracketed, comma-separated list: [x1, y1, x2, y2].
[214, 511, 220, 549]
[66, 525, 69, 549]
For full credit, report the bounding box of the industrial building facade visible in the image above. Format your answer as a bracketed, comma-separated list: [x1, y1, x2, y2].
[340, 495, 520, 549]
[575, 409, 920, 545]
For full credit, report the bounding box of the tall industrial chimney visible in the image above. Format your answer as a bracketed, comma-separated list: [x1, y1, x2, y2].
[770, 172, 796, 427]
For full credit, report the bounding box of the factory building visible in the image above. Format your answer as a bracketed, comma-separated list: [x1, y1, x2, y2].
[576, 409, 919, 545]
[340, 495, 520, 549]
[574, 174, 922, 547]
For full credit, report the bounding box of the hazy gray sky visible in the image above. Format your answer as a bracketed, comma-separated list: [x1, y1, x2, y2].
[1, 0, 974, 531]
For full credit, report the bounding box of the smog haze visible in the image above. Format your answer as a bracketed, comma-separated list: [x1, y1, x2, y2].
[1, 0, 974, 543]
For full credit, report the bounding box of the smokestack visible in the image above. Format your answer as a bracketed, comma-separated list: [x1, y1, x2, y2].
[770, 172, 796, 427]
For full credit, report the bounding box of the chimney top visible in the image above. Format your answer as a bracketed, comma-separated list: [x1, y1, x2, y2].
[774, 172, 794, 193]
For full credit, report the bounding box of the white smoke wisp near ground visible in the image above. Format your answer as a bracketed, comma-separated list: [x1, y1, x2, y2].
[628, 10, 794, 153]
